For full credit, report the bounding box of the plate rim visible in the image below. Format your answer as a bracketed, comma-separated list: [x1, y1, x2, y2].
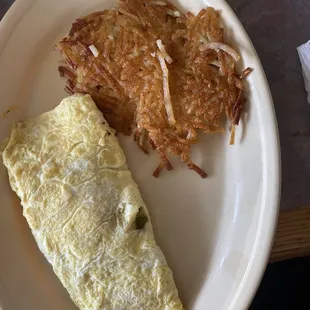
[213, 1, 281, 309]
[0, 0, 281, 309]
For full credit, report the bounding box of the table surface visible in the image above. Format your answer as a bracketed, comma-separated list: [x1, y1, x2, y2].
[1, 0, 310, 210]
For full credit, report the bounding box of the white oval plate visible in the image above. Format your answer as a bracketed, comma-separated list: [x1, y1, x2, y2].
[0, 0, 280, 309]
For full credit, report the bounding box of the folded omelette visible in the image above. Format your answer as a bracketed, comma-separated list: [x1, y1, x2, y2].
[1, 94, 183, 310]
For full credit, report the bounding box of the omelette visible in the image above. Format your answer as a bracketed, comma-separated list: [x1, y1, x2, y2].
[1, 94, 183, 310]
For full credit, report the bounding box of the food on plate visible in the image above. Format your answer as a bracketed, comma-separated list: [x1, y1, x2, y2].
[56, 0, 251, 177]
[1, 94, 183, 310]
[56, 0, 250, 177]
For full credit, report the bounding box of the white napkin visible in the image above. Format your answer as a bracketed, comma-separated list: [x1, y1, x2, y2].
[297, 40, 310, 103]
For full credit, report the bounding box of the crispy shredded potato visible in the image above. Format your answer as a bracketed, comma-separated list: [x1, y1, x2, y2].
[56, 0, 252, 177]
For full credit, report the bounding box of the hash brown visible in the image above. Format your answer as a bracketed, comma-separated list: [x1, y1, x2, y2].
[56, 0, 251, 177]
